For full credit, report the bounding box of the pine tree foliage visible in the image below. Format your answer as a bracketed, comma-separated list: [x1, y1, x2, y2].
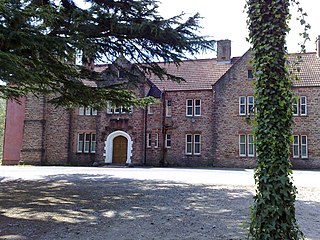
[0, 0, 215, 108]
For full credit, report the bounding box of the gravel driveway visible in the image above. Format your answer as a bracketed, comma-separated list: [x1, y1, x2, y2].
[0, 167, 319, 240]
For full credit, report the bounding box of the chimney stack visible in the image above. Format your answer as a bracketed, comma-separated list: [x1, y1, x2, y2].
[217, 39, 231, 62]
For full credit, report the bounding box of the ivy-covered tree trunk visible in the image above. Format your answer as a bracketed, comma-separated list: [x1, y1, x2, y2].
[247, 0, 304, 239]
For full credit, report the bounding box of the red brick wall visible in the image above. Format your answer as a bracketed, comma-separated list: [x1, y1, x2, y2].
[2, 98, 26, 165]
[213, 51, 320, 169]
[158, 90, 215, 167]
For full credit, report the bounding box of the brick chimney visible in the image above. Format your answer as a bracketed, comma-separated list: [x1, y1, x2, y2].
[217, 39, 231, 62]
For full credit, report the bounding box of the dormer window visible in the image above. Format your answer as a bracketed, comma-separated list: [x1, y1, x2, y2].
[118, 70, 125, 79]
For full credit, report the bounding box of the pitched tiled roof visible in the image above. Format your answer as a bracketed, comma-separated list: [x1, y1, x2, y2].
[289, 52, 320, 87]
[149, 59, 232, 91]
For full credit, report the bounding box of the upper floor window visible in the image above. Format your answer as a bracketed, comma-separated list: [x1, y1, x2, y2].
[79, 107, 97, 116]
[77, 133, 96, 153]
[293, 96, 307, 116]
[147, 104, 154, 115]
[186, 99, 201, 117]
[239, 96, 254, 116]
[247, 69, 253, 79]
[166, 100, 172, 117]
[293, 135, 308, 158]
[107, 101, 132, 114]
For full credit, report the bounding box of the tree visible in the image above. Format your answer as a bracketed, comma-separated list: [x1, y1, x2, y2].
[0, 0, 215, 108]
[247, 0, 306, 239]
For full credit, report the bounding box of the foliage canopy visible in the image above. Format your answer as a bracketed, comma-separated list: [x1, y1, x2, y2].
[0, 0, 215, 107]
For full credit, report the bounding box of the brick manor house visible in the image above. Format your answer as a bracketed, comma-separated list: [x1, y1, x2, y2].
[3, 40, 320, 169]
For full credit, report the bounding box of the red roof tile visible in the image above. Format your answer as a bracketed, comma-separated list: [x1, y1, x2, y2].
[289, 52, 320, 87]
[149, 59, 232, 91]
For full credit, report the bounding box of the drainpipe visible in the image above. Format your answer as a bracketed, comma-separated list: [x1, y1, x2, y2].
[143, 105, 148, 165]
[160, 90, 166, 166]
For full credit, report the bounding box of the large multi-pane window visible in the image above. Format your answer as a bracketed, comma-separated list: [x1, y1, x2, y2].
[185, 134, 201, 155]
[107, 101, 132, 114]
[293, 135, 308, 158]
[186, 99, 201, 117]
[77, 133, 96, 153]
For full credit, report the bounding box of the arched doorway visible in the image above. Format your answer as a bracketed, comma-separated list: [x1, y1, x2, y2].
[112, 136, 127, 164]
[104, 131, 133, 164]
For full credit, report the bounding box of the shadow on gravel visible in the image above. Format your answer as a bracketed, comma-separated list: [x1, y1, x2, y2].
[0, 174, 318, 240]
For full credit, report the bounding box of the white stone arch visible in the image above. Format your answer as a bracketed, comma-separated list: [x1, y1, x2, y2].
[104, 130, 133, 164]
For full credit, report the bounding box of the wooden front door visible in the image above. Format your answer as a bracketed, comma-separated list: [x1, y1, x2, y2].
[112, 136, 128, 164]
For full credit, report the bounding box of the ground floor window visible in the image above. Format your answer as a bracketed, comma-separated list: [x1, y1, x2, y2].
[239, 134, 255, 157]
[77, 133, 96, 153]
[293, 135, 308, 158]
[185, 134, 201, 155]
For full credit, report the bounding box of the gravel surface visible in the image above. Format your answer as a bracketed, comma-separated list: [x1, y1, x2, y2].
[0, 169, 319, 240]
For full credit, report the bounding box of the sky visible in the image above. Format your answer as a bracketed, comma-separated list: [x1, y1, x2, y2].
[158, 0, 320, 58]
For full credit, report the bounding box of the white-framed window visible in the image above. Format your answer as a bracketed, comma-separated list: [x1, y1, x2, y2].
[107, 101, 132, 114]
[239, 96, 255, 116]
[91, 134, 96, 153]
[239, 96, 246, 115]
[77, 134, 84, 153]
[292, 96, 307, 116]
[239, 134, 246, 157]
[186, 99, 193, 117]
[239, 134, 255, 157]
[147, 133, 152, 148]
[293, 135, 300, 158]
[247, 96, 254, 115]
[248, 134, 255, 157]
[165, 134, 171, 148]
[79, 107, 97, 116]
[186, 99, 201, 117]
[293, 135, 308, 158]
[185, 134, 201, 155]
[84, 133, 90, 153]
[185, 134, 192, 154]
[92, 109, 98, 116]
[79, 107, 85, 115]
[194, 100, 201, 116]
[292, 97, 298, 116]
[147, 105, 154, 115]
[300, 96, 307, 116]
[301, 135, 308, 158]
[155, 134, 159, 148]
[77, 133, 96, 153]
[166, 100, 172, 117]
[194, 134, 201, 155]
